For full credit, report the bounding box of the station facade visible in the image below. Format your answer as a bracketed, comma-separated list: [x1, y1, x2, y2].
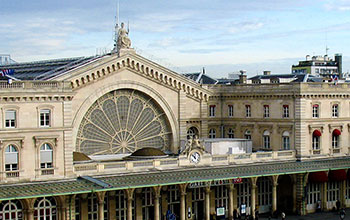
[0, 41, 350, 220]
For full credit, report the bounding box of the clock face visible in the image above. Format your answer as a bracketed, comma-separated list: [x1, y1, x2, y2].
[190, 151, 200, 164]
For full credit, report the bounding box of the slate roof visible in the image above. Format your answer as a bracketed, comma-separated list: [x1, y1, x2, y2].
[0, 56, 103, 80]
[183, 72, 218, 84]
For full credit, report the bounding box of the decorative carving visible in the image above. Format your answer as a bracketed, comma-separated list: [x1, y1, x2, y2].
[33, 136, 58, 148]
[181, 135, 206, 155]
[117, 22, 131, 51]
[0, 137, 24, 150]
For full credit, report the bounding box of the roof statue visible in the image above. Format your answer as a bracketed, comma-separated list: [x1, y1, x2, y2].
[117, 22, 131, 51]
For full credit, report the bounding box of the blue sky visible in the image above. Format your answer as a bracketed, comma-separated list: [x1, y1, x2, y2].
[1, 0, 350, 78]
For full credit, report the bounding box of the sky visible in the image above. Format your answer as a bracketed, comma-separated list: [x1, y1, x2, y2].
[1, 0, 350, 78]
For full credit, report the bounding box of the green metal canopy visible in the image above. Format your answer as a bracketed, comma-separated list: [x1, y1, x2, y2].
[1, 157, 350, 201]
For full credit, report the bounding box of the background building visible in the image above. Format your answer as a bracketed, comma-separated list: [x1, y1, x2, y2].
[292, 54, 342, 77]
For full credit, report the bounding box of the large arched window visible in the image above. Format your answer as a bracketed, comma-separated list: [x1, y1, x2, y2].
[312, 130, 321, 150]
[0, 200, 23, 220]
[40, 143, 53, 169]
[228, 128, 234, 138]
[332, 129, 341, 149]
[263, 130, 270, 149]
[244, 130, 251, 140]
[5, 145, 18, 171]
[187, 127, 199, 139]
[34, 197, 57, 220]
[282, 131, 290, 150]
[209, 129, 216, 139]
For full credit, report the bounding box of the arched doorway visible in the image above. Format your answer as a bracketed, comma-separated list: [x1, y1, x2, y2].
[277, 175, 293, 214]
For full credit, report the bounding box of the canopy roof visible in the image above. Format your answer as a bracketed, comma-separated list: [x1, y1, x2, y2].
[1, 157, 350, 201]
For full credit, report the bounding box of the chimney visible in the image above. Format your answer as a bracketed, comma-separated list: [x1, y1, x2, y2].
[263, 71, 271, 75]
[306, 55, 311, 61]
[239, 74, 247, 84]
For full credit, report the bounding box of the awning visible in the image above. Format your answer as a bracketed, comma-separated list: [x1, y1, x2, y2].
[309, 171, 328, 183]
[329, 169, 347, 181]
[313, 130, 322, 137]
[333, 129, 341, 136]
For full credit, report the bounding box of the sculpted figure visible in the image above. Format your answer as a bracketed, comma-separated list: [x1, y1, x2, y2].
[117, 22, 131, 50]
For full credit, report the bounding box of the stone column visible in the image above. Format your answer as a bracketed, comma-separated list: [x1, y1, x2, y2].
[251, 177, 258, 219]
[27, 208, 34, 220]
[125, 188, 135, 220]
[179, 184, 188, 220]
[341, 180, 346, 207]
[228, 184, 234, 220]
[108, 191, 116, 220]
[22, 198, 35, 220]
[80, 194, 88, 220]
[205, 186, 211, 220]
[295, 173, 308, 215]
[96, 192, 106, 220]
[153, 186, 162, 220]
[322, 182, 327, 210]
[272, 175, 279, 213]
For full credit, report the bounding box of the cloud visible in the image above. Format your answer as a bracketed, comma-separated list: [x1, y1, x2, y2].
[228, 22, 264, 34]
[324, 0, 350, 11]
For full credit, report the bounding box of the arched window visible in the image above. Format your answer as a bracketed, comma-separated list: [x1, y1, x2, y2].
[209, 129, 216, 139]
[228, 128, 234, 138]
[0, 200, 23, 220]
[34, 197, 57, 220]
[187, 127, 199, 139]
[263, 130, 270, 149]
[116, 190, 135, 219]
[332, 129, 341, 149]
[40, 143, 53, 169]
[312, 130, 321, 150]
[5, 145, 18, 171]
[167, 185, 180, 215]
[282, 131, 290, 150]
[244, 130, 251, 140]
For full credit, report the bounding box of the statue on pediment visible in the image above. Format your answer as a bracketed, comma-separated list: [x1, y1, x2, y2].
[117, 22, 131, 50]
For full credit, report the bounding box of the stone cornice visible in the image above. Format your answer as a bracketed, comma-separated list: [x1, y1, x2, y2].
[210, 93, 350, 100]
[0, 94, 74, 103]
[64, 52, 211, 101]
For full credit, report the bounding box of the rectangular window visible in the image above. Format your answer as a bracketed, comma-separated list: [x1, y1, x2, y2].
[332, 135, 339, 149]
[283, 105, 289, 118]
[209, 105, 216, 117]
[246, 105, 251, 118]
[228, 105, 233, 117]
[312, 136, 320, 150]
[263, 105, 269, 118]
[283, 136, 290, 150]
[5, 110, 16, 128]
[312, 104, 319, 118]
[40, 109, 51, 127]
[332, 104, 338, 117]
[263, 136, 270, 149]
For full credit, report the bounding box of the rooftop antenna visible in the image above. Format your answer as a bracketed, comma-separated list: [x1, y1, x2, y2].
[112, 0, 120, 52]
[325, 30, 329, 56]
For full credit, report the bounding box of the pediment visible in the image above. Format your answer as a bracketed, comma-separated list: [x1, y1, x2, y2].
[53, 49, 211, 101]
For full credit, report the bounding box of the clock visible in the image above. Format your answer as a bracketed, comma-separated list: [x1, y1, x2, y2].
[190, 151, 201, 164]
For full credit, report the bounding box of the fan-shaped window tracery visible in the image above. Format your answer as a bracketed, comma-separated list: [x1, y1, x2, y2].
[77, 89, 172, 155]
